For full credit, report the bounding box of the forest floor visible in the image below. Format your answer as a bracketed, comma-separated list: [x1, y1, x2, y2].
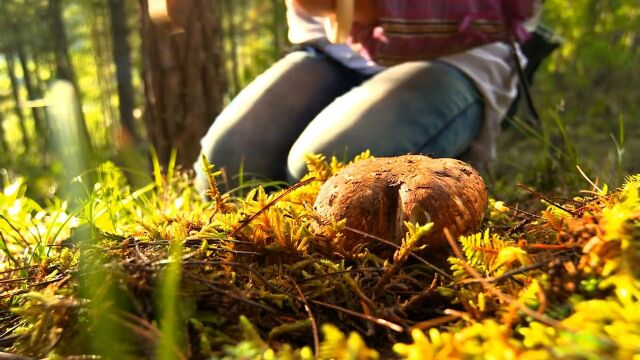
[0, 155, 639, 359]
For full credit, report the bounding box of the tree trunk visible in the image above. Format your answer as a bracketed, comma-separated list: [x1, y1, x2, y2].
[48, 0, 92, 151]
[48, 0, 76, 83]
[0, 114, 8, 153]
[139, 0, 226, 168]
[5, 54, 30, 151]
[223, 0, 241, 95]
[15, 42, 46, 138]
[87, 0, 117, 141]
[108, 0, 140, 141]
[270, 0, 286, 58]
[31, 51, 47, 92]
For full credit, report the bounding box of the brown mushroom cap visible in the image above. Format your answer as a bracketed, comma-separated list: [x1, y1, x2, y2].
[313, 155, 488, 252]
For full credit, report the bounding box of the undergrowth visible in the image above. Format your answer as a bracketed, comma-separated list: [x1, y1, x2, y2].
[0, 154, 639, 359]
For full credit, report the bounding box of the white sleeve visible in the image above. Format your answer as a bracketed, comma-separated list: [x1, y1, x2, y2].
[285, 0, 327, 44]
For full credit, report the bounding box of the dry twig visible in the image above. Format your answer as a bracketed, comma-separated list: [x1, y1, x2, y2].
[228, 177, 317, 238]
[289, 276, 319, 360]
[343, 225, 453, 281]
[309, 299, 404, 333]
[518, 184, 579, 216]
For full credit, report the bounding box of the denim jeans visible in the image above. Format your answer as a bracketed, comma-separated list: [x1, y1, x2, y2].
[194, 49, 483, 193]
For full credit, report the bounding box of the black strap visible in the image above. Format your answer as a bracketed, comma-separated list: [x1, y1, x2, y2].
[511, 40, 541, 128]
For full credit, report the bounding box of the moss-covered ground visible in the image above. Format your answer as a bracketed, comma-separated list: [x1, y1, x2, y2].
[1, 155, 639, 359]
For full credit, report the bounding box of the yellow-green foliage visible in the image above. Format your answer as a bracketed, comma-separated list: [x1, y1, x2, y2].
[394, 321, 519, 359]
[449, 229, 529, 279]
[392, 174, 640, 359]
[0, 176, 78, 267]
[318, 324, 379, 360]
[1, 158, 639, 359]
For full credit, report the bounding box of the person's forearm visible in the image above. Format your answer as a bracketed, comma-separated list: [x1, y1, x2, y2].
[354, 0, 377, 24]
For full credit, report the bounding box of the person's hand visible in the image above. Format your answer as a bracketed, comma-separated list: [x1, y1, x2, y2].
[149, 0, 193, 32]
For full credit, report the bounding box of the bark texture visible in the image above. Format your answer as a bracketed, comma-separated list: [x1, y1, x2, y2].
[0, 115, 8, 152]
[48, 0, 91, 145]
[5, 54, 30, 151]
[15, 44, 45, 137]
[140, 0, 226, 168]
[108, 0, 139, 141]
[314, 155, 488, 252]
[48, 0, 76, 83]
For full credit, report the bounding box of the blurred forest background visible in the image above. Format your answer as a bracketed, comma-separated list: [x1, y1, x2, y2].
[0, 0, 638, 203]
